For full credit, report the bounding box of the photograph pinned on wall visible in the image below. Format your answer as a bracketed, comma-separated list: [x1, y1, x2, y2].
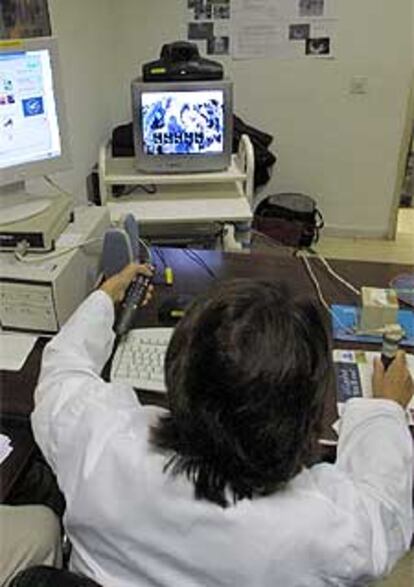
[193, 0, 213, 21]
[289, 24, 310, 41]
[207, 36, 229, 55]
[185, 0, 231, 56]
[299, 0, 324, 18]
[188, 0, 230, 21]
[188, 21, 214, 40]
[305, 36, 330, 55]
[213, 2, 230, 20]
[0, 0, 51, 39]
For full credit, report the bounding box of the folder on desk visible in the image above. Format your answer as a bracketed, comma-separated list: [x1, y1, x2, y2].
[331, 304, 414, 347]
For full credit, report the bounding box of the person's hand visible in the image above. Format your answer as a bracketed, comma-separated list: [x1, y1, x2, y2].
[100, 263, 154, 304]
[372, 351, 414, 408]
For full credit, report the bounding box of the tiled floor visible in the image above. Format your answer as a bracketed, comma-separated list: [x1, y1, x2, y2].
[370, 549, 414, 586]
[314, 208, 414, 265]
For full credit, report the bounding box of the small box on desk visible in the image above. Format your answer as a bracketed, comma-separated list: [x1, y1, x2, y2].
[359, 287, 399, 331]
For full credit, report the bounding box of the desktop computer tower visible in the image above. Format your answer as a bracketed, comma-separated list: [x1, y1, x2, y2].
[0, 207, 110, 333]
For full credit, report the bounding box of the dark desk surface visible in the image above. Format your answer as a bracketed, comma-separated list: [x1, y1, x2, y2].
[1, 248, 412, 500]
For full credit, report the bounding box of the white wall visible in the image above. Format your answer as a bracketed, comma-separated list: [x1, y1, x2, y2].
[46, 0, 117, 202]
[112, 0, 413, 238]
[49, 0, 413, 237]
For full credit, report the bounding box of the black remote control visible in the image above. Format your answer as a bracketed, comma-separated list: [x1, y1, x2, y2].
[115, 274, 152, 336]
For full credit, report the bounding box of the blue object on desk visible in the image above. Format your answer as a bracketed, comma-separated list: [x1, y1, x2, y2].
[331, 304, 414, 347]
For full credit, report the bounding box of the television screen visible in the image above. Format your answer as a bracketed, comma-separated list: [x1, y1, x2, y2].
[142, 90, 225, 156]
[131, 79, 232, 174]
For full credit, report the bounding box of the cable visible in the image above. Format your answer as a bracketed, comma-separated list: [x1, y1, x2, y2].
[43, 175, 73, 199]
[250, 228, 293, 251]
[313, 252, 361, 296]
[153, 246, 174, 285]
[183, 248, 216, 279]
[153, 246, 167, 269]
[113, 184, 157, 198]
[299, 252, 353, 334]
[138, 237, 154, 265]
[14, 237, 102, 264]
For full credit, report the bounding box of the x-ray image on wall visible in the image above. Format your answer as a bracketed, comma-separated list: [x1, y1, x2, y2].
[299, 0, 324, 18]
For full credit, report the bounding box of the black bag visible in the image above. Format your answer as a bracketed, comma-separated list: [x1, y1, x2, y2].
[253, 193, 324, 248]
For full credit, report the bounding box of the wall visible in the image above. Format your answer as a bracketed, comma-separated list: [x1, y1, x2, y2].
[45, 0, 117, 202]
[112, 0, 413, 238]
[48, 0, 412, 237]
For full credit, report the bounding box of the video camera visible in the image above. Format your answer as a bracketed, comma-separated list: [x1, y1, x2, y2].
[142, 41, 223, 82]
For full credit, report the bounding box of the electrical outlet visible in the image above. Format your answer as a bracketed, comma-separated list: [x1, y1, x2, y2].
[349, 76, 369, 95]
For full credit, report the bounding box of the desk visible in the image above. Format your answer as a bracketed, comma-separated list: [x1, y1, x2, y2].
[1, 248, 411, 501]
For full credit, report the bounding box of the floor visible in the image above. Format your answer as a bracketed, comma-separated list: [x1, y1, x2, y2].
[370, 549, 414, 587]
[314, 208, 414, 265]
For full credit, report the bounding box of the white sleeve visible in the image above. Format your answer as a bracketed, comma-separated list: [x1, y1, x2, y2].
[36, 289, 116, 400]
[336, 397, 413, 577]
[31, 290, 138, 474]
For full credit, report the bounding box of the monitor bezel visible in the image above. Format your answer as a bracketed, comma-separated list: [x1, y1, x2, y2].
[131, 78, 233, 174]
[0, 36, 71, 187]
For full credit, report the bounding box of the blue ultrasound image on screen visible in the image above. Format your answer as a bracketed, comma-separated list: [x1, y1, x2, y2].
[141, 90, 224, 155]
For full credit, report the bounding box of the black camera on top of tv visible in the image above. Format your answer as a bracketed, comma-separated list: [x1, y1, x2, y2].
[142, 41, 223, 82]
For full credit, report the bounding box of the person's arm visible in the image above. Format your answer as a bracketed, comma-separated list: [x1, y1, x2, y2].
[336, 352, 414, 578]
[32, 264, 153, 470]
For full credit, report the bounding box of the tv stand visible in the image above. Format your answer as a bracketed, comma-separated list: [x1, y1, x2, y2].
[98, 134, 254, 251]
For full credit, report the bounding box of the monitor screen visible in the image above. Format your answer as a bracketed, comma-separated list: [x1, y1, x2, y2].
[0, 37, 70, 186]
[142, 89, 225, 156]
[132, 79, 232, 174]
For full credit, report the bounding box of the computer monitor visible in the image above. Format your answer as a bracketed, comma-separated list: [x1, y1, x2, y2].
[131, 79, 232, 174]
[0, 37, 71, 222]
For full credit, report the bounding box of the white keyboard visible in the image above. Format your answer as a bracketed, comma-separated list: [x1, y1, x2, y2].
[110, 327, 174, 393]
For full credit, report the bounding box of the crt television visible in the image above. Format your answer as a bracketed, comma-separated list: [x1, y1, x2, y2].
[131, 78, 233, 174]
[0, 37, 71, 222]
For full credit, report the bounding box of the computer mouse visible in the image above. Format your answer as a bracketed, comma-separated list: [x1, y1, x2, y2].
[158, 294, 194, 325]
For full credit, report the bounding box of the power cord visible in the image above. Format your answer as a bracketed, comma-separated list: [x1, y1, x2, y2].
[14, 238, 103, 264]
[307, 249, 361, 296]
[183, 248, 216, 279]
[138, 237, 154, 265]
[113, 184, 157, 198]
[43, 175, 74, 199]
[297, 251, 355, 334]
[153, 247, 174, 285]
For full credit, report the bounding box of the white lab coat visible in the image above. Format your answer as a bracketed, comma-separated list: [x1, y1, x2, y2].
[32, 291, 413, 587]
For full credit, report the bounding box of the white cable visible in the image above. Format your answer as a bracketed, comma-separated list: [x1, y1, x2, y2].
[43, 175, 74, 199]
[299, 253, 353, 334]
[300, 253, 331, 314]
[315, 253, 361, 295]
[14, 238, 102, 264]
[139, 237, 154, 265]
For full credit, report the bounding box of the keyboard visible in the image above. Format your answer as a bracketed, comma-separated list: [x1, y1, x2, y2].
[110, 327, 174, 393]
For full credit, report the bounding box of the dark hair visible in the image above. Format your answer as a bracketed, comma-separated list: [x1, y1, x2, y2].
[151, 279, 332, 507]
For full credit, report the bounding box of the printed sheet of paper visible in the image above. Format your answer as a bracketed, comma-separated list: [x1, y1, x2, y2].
[184, 0, 232, 56]
[0, 331, 38, 371]
[232, 0, 338, 59]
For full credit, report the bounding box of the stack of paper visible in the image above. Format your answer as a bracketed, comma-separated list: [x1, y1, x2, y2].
[334, 350, 414, 425]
